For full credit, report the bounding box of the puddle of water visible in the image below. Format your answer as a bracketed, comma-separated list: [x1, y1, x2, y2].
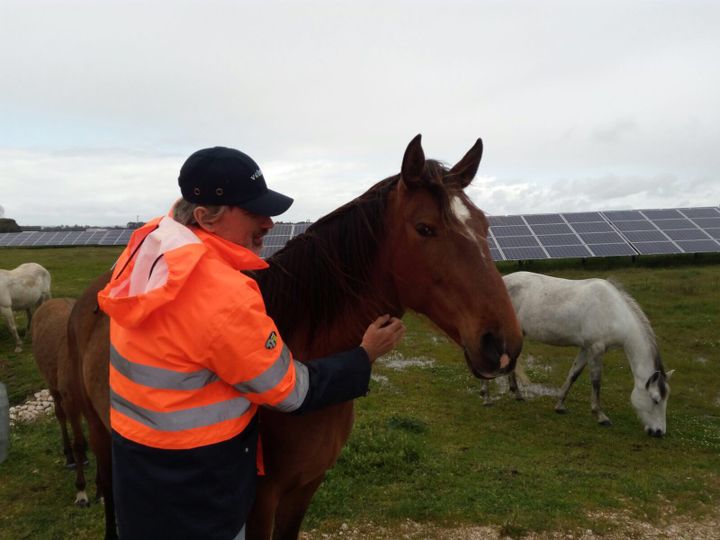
[476, 375, 558, 400]
[377, 351, 436, 371]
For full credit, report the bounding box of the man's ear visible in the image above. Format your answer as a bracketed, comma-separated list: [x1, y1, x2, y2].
[193, 206, 215, 232]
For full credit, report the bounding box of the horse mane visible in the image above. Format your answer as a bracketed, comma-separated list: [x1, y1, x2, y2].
[607, 278, 665, 375]
[252, 159, 459, 346]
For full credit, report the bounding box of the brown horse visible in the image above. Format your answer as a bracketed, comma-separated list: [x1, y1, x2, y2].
[30, 298, 89, 501]
[67, 135, 523, 540]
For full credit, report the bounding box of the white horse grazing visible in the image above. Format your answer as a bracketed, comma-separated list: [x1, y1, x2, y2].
[0, 262, 52, 352]
[482, 271, 673, 437]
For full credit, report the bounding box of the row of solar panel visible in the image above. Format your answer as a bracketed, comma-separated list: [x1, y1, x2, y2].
[485, 206, 720, 261]
[2, 209, 719, 261]
[0, 223, 314, 251]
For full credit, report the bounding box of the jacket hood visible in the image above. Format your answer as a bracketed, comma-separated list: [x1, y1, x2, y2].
[98, 216, 268, 328]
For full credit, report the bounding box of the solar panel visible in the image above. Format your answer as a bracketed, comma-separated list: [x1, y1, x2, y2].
[537, 234, 582, 247]
[675, 240, 720, 252]
[491, 225, 532, 237]
[264, 235, 291, 247]
[621, 230, 668, 242]
[588, 243, 637, 257]
[642, 209, 682, 219]
[612, 220, 657, 232]
[496, 236, 541, 248]
[487, 215, 525, 226]
[524, 214, 564, 225]
[706, 229, 720, 239]
[502, 246, 548, 260]
[653, 219, 695, 230]
[563, 212, 604, 223]
[664, 229, 712, 241]
[489, 248, 503, 261]
[603, 210, 644, 220]
[545, 245, 592, 258]
[292, 222, 312, 236]
[679, 207, 720, 218]
[530, 223, 574, 235]
[578, 232, 626, 244]
[570, 222, 614, 233]
[692, 218, 720, 228]
[633, 242, 682, 255]
[272, 223, 293, 235]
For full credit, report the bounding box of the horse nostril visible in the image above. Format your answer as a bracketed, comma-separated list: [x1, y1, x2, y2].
[647, 428, 664, 438]
[480, 332, 502, 359]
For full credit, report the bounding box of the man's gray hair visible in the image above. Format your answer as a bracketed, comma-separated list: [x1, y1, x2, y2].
[173, 199, 227, 227]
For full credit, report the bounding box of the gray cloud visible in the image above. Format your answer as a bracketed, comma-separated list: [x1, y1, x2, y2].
[1, 1, 719, 225]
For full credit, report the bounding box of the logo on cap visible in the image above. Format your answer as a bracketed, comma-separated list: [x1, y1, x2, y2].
[250, 169, 263, 181]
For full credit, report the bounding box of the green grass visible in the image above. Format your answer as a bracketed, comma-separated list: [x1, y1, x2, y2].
[1, 249, 719, 538]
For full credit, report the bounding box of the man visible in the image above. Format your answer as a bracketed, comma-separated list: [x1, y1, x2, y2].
[98, 146, 405, 540]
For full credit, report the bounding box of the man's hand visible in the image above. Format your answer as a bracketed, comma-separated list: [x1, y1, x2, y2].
[360, 314, 405, 363]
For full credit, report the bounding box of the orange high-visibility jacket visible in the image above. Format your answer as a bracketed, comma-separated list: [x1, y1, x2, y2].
[98, 216, 310, 450]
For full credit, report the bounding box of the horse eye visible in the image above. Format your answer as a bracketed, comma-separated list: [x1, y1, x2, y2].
[415, 223, 436, 238]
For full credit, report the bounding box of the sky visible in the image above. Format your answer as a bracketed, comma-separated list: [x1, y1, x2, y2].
[1, 0, 719, 226]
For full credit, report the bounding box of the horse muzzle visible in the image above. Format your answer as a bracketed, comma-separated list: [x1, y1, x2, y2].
[463, 332, 519, 380]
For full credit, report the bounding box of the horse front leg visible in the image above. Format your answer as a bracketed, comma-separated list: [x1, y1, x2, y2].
[479, 379, 493, 406]
[1, 305, 22, 352]
[555, 348, 590, 414]
[272, 476, 326, 540]
[246, 477, 280, 540]
[508, 371, 524, 401]
[589, 353, 611, 426]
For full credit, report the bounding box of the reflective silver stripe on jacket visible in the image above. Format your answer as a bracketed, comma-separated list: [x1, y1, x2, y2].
[233, 345, 309, 412]
[267, 361, 309, 412]
[110, 389, 252, 432]
[234, 345, 292, 394]
[110, 345, 218, 391]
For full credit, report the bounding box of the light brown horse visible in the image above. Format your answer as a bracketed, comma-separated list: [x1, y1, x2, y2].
[67, 135, 523, 540]
[30, 298, 89, 502]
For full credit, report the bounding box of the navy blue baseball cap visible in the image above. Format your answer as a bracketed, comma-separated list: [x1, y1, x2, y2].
[178, 146, 293, 216]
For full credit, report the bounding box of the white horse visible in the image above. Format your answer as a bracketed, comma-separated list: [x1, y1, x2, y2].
[481, 271, 673, 437]
[0, 262, 52, 352]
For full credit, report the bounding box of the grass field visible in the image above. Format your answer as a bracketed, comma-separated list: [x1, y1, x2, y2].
[1, 248, 719, 539]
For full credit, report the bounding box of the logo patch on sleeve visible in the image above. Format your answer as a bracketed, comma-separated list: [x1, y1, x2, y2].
[265, 331, 278, 350]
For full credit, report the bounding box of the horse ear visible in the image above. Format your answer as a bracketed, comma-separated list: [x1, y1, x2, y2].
[400, 134, 425, 189]
[447, 138, 483, 188]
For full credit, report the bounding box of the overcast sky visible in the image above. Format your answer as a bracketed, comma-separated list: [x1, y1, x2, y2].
[1, 0, 719, 226]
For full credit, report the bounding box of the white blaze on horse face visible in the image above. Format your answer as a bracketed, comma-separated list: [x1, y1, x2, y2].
[451, 196, 486, 262]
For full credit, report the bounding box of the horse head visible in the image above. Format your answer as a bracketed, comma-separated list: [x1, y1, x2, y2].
[382, 135, 523, 379]
[631, 369, 674, 437]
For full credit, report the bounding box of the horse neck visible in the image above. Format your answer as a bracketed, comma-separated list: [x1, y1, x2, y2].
[621, 312, 658, 386]
[279, 263, 403, 360]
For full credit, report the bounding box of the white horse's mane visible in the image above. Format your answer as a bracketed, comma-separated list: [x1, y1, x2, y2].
[606, 277, 665, 374]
